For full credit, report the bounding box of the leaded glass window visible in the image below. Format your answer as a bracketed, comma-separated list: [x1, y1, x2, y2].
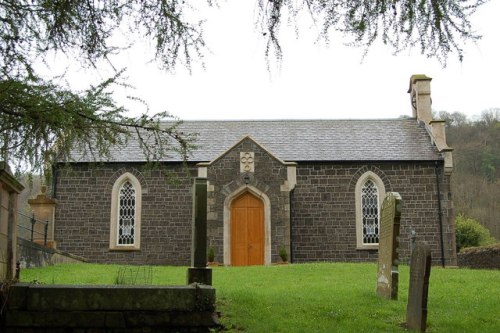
[118, 181, 136, 245]
[361, 179, 379, 244]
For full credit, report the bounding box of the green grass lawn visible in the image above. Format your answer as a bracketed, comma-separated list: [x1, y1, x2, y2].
[21, 263, 500, 332]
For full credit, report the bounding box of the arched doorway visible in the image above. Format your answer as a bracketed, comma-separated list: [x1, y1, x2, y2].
[231, 192, 264, 266]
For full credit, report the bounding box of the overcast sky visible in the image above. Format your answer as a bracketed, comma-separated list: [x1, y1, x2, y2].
[48, 1, 500, 121]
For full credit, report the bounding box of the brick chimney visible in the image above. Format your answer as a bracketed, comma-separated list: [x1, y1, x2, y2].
[408, 74, 433, 124]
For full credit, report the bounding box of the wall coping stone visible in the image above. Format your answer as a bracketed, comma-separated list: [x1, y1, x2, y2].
[17, 237, 88, 263]
[9, 283, 215, 312]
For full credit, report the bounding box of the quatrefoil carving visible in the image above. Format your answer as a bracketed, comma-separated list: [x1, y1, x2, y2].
[240, 152, 255, 173]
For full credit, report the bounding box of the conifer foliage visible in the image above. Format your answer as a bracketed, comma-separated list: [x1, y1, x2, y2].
[0, 0, 486, 175]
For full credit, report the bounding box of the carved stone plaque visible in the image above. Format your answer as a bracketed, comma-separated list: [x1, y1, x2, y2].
[240, 152, 255, 173]
[376, 192, 402, 300]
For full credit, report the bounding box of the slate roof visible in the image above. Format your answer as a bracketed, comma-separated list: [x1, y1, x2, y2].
[68, 119, 443, 163]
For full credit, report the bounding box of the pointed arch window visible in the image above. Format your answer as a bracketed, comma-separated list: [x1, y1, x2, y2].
[118, 181, 136, 245]
[110, 173, 142, 250]
[361, 180, 379, 244]
[355, 171, 386, 249]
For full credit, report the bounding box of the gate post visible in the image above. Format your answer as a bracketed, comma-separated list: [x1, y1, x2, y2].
[0, 162, 24, 282]
[28, 185, 57, 248]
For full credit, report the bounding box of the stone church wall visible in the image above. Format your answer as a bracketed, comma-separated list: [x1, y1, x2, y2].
[54, 163, 196, 265]
[53, 159, 455, 266]
[291, 161, 456, 265]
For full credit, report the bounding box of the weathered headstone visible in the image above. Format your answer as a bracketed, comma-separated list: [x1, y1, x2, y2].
[376, 192, 402, 300]
[406, 242, 432, 332]
[187, 177, 212, 285]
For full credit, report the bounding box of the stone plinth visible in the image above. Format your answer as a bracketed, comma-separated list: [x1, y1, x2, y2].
[187, 267, 213, 285]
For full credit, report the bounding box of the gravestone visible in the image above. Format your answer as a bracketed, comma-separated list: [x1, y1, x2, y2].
[376, 192, 402, 300]
[406, 242, 432, 332]
[187, 177, 212, 285]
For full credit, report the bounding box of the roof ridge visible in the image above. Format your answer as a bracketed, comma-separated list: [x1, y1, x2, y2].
[166, 118, 417, 123]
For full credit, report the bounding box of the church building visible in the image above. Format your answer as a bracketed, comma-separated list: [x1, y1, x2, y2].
[52, 75, 457, 266]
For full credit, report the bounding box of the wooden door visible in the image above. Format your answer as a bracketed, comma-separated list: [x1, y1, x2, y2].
[231, 192, 264, 266]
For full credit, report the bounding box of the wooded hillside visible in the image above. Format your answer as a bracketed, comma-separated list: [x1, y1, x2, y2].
[438, 109, 500, 239]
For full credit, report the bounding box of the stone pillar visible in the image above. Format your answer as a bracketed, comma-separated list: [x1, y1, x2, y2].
[187, 178, 212, 285]
[0, 162, 24, 282]
[28, 185, 57, 248]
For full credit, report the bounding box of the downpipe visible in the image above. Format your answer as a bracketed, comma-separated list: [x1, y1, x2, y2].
[435, 162, 446, 268]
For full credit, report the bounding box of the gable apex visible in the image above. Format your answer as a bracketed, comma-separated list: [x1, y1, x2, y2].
[197, 135, 296, 167]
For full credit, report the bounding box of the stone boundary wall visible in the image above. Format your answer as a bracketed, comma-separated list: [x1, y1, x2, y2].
[2, 283, 218, 332]
[16, 237, 87, 269]
[457, 244, 500, 269]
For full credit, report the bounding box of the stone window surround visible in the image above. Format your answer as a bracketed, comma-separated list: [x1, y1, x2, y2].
[109, 172, 142, 251]
[355, 171, 386, 250]
[223, 185, 271, 266]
